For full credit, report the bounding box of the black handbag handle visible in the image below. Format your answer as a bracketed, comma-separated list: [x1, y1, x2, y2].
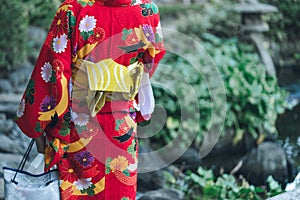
[11, 139, 35, 184]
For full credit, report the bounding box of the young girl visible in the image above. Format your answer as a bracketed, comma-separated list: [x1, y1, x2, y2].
[15, 0, 165, 199]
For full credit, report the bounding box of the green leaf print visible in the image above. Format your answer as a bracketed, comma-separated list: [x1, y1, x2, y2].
[34, 122, 42, 133]
[127, 140, 136, 159]
[123, 169, 130, 177]
[122, 28, 133, 40]
[155, 33, 162, 43]
[50, 70, 56, 83]
[87, 187, 95, 196]
[81, 31, 90, 40]
[25, 79, 35, 105]
[59, 127, 70, 136]
[115, 119, 124, 131]
[105, 157, 112, 174]
[151, 2, 159, 14]
[130, 57, 137, 64]
[75, 124, 87, 134]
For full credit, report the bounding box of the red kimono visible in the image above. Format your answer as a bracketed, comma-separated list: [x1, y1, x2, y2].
[15, 0, 165, 199]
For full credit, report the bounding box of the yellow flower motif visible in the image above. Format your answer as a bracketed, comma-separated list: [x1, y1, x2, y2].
[110, 156, 129, 172]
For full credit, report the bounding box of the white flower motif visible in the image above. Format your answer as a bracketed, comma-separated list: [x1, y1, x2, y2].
[133, 100, 140, 111]
[52, 34, 68, 53]
[41, 62, 53, 83]
[71, 110, 89, 126]
[74, 178, 92, 191]
[156, 22, 163, 39]
[127, 162, 138, 172]
[16, 99, 25, 118]
[79, 15, 97, 32]
[69, 78, 73, 98]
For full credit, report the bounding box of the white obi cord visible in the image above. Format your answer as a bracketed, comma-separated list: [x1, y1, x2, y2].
[138, 72, 155, 120]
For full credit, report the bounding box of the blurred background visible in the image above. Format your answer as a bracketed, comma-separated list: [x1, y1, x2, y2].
[0, 0, 299, 199]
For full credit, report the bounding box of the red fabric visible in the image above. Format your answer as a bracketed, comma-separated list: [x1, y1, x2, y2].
[15, 0, 165, 199]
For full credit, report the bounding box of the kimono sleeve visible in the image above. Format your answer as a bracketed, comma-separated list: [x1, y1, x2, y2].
[15, 4, 76, 140]
[149, 17, 166, 78]
[136, 10, 166, 122]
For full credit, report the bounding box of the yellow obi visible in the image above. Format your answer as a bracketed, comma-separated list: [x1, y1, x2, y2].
[72, 58, 144, 116]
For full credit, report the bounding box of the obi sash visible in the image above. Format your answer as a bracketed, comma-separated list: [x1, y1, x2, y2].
[72, 58, 144, 116]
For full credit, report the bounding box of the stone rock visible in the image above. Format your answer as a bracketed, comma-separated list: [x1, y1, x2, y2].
[0, 178, 3, 200]
[0, 80, 13, 93]
[138, 144, 167, 173]
[204, 129, 256, 158]
[0, 104, 18, 116]
[139, 189, 184, 200]
[173, 148, 201, 171]
[27, 26, 47, 49]
[0, 135, 24, 154]
[0, 119, 14, 134]
[239, 142, 297, 186]
[138, 170, 166, 192]
[0, 153, 23, 176]
[27, 26, 47, 63]
[8, 59, 32, 89]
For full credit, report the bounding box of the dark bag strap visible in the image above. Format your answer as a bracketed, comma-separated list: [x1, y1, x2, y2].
[11, 139, 35, 184]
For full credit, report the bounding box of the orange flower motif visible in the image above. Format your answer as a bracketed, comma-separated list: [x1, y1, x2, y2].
[110, 156, 129, 172]
[125, 32, 139, 46]
[60, 159, 79, 182]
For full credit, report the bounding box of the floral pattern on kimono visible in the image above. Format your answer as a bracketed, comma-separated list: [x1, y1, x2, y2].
[15, 0, 165, 199]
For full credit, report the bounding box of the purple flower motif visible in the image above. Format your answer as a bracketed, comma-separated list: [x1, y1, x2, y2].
[142, 24, 155, 43]
[74, 150, 94, 168]
[40, 96, 56, 112]
[130, 112, 137, 120]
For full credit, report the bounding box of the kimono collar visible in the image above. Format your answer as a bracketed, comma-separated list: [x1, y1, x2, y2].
[97, 0, 133, 7]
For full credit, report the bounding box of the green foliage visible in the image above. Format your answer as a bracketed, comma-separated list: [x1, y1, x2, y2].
[22, 0, 60, 30]
[0, 0, 29, 70]
[165, 166, 283, 200]
[152, 34, 290, 147]
[260, 0, 300, 41]
[176, 0, 240, 38]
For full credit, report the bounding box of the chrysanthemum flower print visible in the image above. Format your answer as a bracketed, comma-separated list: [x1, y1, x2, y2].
[110, 156, 129, 172]
[74, 150, 94, 168]
[88, 27, 105, 43]
[50, 9, 68, 36]
[16, 99, 25, 118]
[71, 110, 90, 126]
[60, 159, 79, 182]
[74, 178, 93, 191]
[40, 96, 56, 112]
[142, 24, 155, 42]
[53, 34, 68, 53]
[41, 62, 53, 83]
[79, 15, 97, 32]
[125, 32, 139, 46]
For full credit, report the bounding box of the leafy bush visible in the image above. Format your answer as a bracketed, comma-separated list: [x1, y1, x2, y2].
[164, 166, 283, 200]
[261, 0, 300, 41]
[22, 0, 60, 30]
[176, 0, 240, 38]
[151, 34, 290, 147]
[0, 0, 29, 71]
